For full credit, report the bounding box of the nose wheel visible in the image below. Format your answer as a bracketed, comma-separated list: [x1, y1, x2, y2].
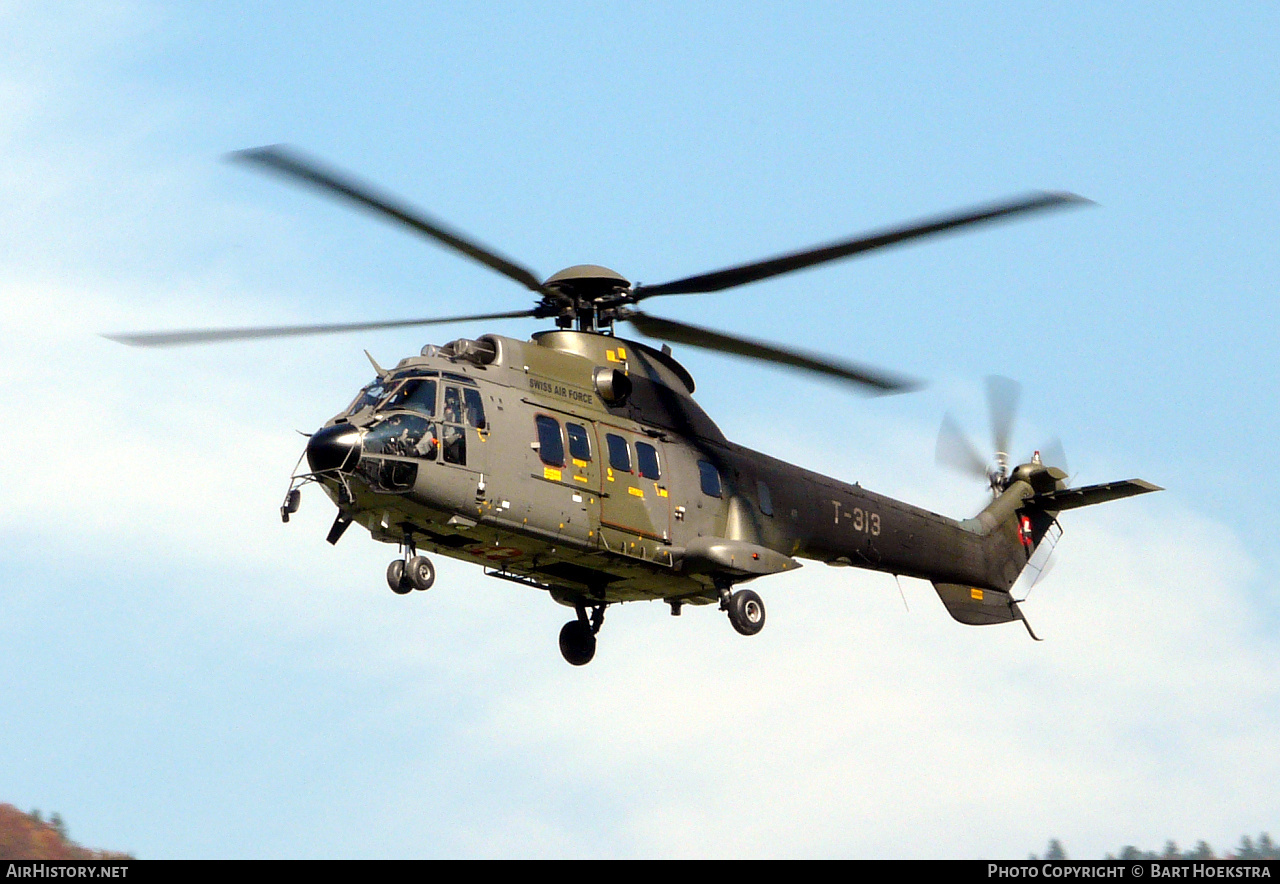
[559, 604, 605, 666]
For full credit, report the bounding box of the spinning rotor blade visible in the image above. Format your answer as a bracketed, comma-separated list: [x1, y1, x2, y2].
[104, 309, 539, 347]
[624, 311, 918, 393]
[986, 375, 1021, 459]
[631, 192, 1091, 300]
[936, 414, 990, 480]
[1038, 437, 1069, 476]
[232, 145, 557, 299]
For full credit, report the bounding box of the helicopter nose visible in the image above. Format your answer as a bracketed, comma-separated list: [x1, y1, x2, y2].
[306, 423, 363, 474]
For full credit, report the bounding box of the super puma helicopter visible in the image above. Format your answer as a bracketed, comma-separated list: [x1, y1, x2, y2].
[108, 145, 1161, 665]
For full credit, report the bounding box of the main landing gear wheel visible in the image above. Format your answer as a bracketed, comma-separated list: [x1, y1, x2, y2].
[559, 604, 606, 666]
[559, 620, 596, 666]
[387, 555, 435, 594]
[386, 559, 411, 595]
[726, 588, 766, 636]
[405, 555, 435, 591]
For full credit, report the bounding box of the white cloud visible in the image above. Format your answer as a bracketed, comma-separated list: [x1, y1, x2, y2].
[372, 500, 1276, 859]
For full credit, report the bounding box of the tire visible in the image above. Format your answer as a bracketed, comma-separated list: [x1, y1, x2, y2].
[406, 555, 435, 591]
[727, 589, 766, 636]
[387, 559, 411, 595]
[558, 619, 596, 666]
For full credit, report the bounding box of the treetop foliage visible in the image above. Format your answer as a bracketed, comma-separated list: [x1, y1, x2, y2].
[0, 804, 132, 861]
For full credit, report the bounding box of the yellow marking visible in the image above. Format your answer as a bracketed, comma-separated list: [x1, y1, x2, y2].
[543, 466, 562, 482]
[656, 485, 668, 498]
[970, 588, 984, 601]
[572, 458, 588, 468]
[606, 467, 615, 482]
[573, 474, 589, 483]
[606, 349, 619, 363]
[616, 346, 626, 359]
[628, 486, 645, 498]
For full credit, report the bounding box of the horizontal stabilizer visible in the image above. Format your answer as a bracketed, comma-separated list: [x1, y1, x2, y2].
[933, 582, 1018, 626]
[1029, 478, 1162, 511]
[933, 582, 1041, 640]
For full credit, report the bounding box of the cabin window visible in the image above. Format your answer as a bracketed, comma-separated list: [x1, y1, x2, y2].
[606, 433, 632, 473]
[698, 460, 722, 498]
[757, 480, 774, 516]
[382, 378, 437, 416]
[636, 441, 661, 480]
[566, 422, 592, 463]
[535, 416, 565, 467]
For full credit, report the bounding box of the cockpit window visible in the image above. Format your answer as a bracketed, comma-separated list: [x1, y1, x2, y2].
[381, 378, 437, 416]
[363, 413, 438, 460]
[463, 388, 486, 429]
[347, 379, 392, 414]
[442, 385, 463, 424]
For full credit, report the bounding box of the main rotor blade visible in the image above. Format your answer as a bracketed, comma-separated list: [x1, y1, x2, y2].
[986, 375, 1021, 458]
[631, 192, 1091, 299]
[232, 145, 556, 298]
[623, 311, 919, 393]
[936, 413, 989, 480]
[104, 309, 538, 347]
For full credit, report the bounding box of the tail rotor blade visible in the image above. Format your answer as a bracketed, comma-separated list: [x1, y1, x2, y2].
[1038, 437, 1069, 476]
[936, 413, 989, 480]
[986, 375, 1021, 459]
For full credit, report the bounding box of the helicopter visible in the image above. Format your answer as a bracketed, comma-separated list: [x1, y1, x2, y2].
[107, 145, 1161, 665]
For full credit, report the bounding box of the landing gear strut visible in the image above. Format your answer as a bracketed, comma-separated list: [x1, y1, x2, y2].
[559, 603, 605, 666]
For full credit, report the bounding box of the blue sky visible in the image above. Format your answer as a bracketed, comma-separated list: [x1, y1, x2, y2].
[1, 2, 1277, 859]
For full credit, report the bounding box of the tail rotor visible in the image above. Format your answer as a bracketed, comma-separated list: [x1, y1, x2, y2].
[936, 376, 1067, 496]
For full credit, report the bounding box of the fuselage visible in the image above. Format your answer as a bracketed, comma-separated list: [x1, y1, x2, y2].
[306, 330, 1011, 608]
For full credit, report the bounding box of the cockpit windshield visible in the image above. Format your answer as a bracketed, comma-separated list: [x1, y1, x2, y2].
[346, 373, 441, 417]
[381, 378, 437, 416]
[346, 378, 393, 414]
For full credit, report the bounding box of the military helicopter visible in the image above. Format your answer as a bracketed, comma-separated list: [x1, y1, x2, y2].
[108, 146, 1161, 665]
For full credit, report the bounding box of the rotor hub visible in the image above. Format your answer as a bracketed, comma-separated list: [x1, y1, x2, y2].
[543, 265, 631, 294]
[543, 266, 632, 330]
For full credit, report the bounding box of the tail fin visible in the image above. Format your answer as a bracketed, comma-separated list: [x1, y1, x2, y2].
[932, 464, 1161, 638]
